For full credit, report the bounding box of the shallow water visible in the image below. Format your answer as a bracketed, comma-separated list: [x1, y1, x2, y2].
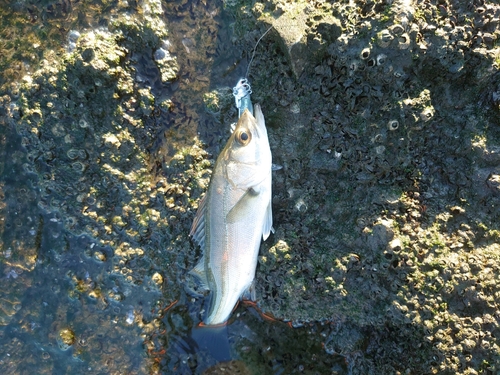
[0, 1, 348, 374]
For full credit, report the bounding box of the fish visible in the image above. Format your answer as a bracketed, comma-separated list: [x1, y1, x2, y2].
[189, 104, 273, 325]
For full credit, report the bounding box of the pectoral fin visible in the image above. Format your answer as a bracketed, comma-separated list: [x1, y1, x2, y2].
[262, 200, 273, 241]
[226, 188, 260, 224]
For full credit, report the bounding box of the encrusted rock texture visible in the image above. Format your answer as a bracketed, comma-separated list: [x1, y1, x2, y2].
[214, 0, 500, 373]
[1, 0, 500, 373]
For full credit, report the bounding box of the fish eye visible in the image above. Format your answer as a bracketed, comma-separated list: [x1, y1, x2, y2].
[235, 129, 251, 146]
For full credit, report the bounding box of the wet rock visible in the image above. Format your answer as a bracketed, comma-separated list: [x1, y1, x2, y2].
[365, 220, 395, 252]
[4, 0, 500, 372]
[309, 151, 341, 172]
[478, 144, 500, 165]
[202, 360, 251, 375]
[487, 173, 500, 193]
[257, 4, 341, 77]
[472, 167, 500, 199]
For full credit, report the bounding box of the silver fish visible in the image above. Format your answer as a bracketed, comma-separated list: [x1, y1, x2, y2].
[189, 104, 272, 325]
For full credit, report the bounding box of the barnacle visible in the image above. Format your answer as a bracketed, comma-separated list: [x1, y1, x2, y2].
[153, 48, 168, 61]
[376, 53, 388, 66]
[366, 58, 376, 67]
[71, 161, 86, 173]
[387, 120, 399, 131]
[397, 33, 411, 49]
[79, 118, 90, 128]
[67, 149, 79, 160]
[151, 272, 163, 285]
[360, 47, 371, 60]
[377, 29, 394, 48]
[349, 59, 362, 72]
[94, 250, 106, 262]
[389, 24, 405, 35]
[290, 103, 300, 114]
[420, 108, 434, 122]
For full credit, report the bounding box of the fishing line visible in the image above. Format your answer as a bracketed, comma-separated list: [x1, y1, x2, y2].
[245, 25, 274, 78]
[233, 25, 274, 118]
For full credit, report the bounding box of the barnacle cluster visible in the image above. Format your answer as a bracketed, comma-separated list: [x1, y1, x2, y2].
[219, 0, 500, 373]
[203, 88, 234, 117]
[1, 0, 500, 372]
[0, 0, 212, 372]
[16, 27, 166, 264]
[0, 117, 40, 328]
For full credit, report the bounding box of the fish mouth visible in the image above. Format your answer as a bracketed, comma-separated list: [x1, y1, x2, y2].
[239, 105, 266, 139]
[236, 109, 260, 137]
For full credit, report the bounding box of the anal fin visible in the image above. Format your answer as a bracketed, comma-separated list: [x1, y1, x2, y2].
[189, 256, 210, 292]
[241, 281, 256, 302]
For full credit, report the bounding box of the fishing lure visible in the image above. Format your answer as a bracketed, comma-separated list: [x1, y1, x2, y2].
[233, 78, 253, 117]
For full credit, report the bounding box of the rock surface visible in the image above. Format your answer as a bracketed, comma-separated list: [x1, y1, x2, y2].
[1, 0, 500, 373]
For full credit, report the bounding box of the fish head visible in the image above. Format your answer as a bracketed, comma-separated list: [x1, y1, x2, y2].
[222, 105, 271, 189]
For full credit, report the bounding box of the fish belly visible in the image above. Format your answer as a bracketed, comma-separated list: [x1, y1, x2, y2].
[204, 176, 270, 325]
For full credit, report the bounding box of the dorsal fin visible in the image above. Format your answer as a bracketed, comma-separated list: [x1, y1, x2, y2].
[190, 194, 207, 250]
